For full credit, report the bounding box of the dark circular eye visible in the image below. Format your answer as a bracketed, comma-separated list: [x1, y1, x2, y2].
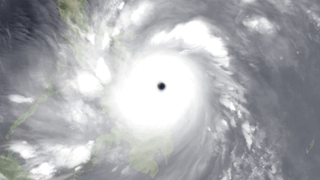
[157, 82, 166, 90]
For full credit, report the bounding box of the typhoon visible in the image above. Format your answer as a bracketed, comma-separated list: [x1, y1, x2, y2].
[0, 0, 320, 180]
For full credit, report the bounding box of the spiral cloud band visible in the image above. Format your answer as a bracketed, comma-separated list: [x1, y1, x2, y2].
[0, 0, 319, 180]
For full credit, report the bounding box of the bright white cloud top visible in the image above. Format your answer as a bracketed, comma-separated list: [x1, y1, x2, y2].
[10, 141, 37, 159]
[8, 94, 34, 104]
[76, 71, 103, 98]
[30, 162, 55, 180]
[242, 16, 276, 35]
[113, 51, 200, 132]
[95, 57, 111, 85]
[151, 20, 229, 67]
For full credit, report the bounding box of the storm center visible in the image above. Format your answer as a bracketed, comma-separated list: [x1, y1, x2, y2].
[157, 82, 166, 90]
[111, 51, 200, 133]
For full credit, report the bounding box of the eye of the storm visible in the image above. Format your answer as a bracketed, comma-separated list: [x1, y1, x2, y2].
[114, 53, 199, 132]
[157, 82, 166, 91]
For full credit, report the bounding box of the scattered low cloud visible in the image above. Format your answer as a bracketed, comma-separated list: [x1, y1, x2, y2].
[243, 16, 276, 35]
[242, 121, 255, 150]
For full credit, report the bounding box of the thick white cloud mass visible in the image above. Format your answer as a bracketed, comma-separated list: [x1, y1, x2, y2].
[8, 94, 34, 104]
[10, 141, 37, 159]
[95, 57, 111, 85]
[30, 162, 55, 180]
[113, 52, 199, 132]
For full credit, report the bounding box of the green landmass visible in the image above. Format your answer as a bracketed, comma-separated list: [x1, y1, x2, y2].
[0, 150, 35, 180]
[5, 0, 90, 139]
[6, 79, 58, 140]
[70, 169, 86, 180]
[56, 61, 66, 72]
[306, 134, 315, 154]
[57, 0, 90, 63]
[57, 0, 89, 34]
[91, 126, 174, 179]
